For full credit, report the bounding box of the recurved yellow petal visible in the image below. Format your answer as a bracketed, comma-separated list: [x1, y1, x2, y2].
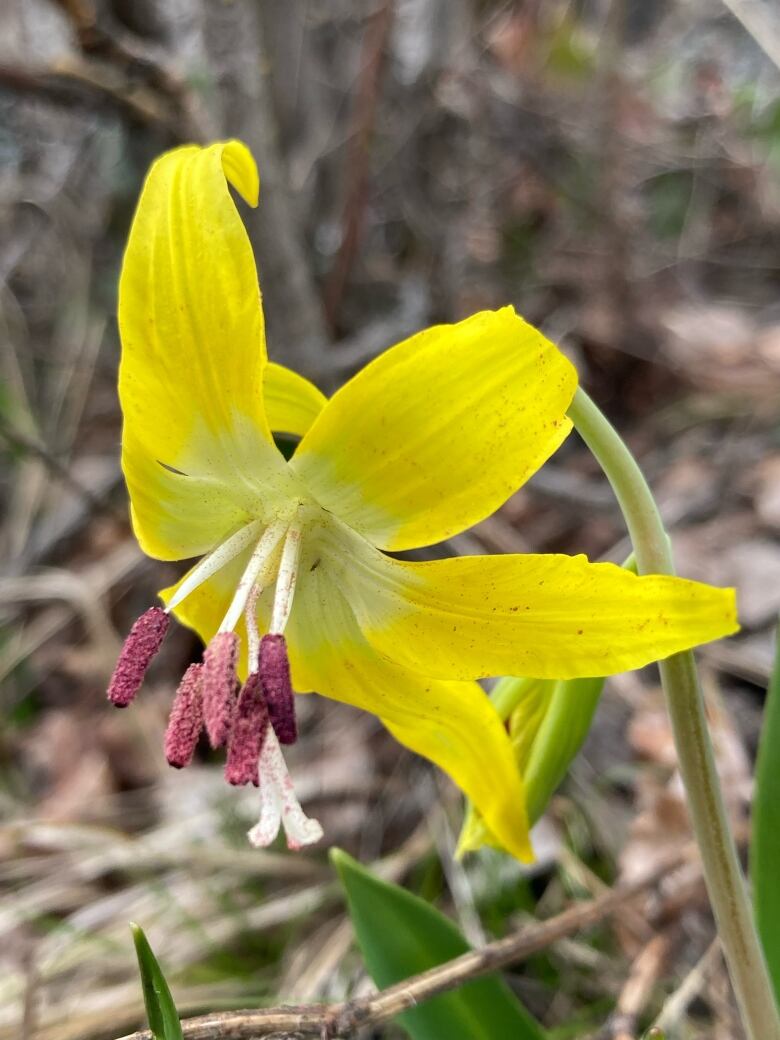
[339, 541, 739, 679]
[291, 307, 577, 551]
[120, 140, 292, 558]
[264, 362, 327, 438]
[285, 563, 533, 862]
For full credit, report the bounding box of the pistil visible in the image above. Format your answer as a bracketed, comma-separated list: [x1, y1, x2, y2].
[247, 727, 323, 851]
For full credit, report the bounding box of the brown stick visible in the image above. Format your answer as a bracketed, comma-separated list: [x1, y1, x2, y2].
[115, 847, 688, 1040]
[323, 1, 394, 333]
[0, 61, 174, 132]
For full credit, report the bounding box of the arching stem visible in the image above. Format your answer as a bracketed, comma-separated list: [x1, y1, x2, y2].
[567, 387, 779, 1040]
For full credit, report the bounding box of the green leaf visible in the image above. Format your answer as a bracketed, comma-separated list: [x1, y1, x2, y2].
[130, 923, 184, 1040]
[752, 624, 780, 1002]
[331, 848, 546, 1040]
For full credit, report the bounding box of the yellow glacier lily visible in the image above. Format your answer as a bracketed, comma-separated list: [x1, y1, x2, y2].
[106, 140, 738, 862]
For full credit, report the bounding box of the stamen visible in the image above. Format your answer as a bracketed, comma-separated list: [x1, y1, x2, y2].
[247, 729, 323, 850]
[224, 672, 269, 786]
[164, 663, 204, 768]
[218, 517, 291, 635]
[270, 526, 301, 635]
[260, 634, 297, 745]
[165, 519, 263, 613]
[201, 631, 239, 747]
[107, 606, 170, 707]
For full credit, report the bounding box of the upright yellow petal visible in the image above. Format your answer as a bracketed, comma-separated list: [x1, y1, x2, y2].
[291, 308, 577, 551]
[264, 362, 327, 438]
[120, 141, 292, 559]
[331, 533, 738, 679]
[285, 562, 533, 862]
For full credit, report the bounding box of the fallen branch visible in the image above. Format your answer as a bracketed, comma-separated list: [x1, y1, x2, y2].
[116, 845, 689, 1040]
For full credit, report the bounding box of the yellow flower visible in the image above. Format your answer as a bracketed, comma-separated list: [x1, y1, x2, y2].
[107, 140, 738, 861]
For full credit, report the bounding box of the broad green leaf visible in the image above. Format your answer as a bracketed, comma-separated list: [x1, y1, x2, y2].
[332, 848, 546, 1040]
[130, 923, 184, 1040]
[752, 624, 780, 1002]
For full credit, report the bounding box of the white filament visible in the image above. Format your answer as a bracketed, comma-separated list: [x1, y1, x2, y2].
[165, 519, 263, 613]
[269, 526, 302, 635]
[218, 517, 290, 634]
[247, 729, 323, 850]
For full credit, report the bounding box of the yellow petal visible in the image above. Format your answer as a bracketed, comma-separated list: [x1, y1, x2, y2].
[457, 807, 504, 857]
[457, 679, 554, 857]
[120, 140, 292, 559]
[285, 563, 533, 861]
[337, 537, 739, 679]
[291, 307, 577, 551]
[264, 362, 327, 438]
[125, 434, 254, 560]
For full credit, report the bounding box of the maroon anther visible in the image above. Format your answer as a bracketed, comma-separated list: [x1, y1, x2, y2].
[107, 606, 170, 707]
[260, 634, 297, 745]
[165, 663, 204, 769]
[201, 631, 239, 748]
[224, 672, 269, 786]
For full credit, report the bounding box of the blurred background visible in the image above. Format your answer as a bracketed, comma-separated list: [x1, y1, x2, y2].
[1, 1, 779, 1037]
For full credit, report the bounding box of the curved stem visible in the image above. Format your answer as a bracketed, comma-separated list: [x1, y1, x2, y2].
[568, 387, 779, 1040]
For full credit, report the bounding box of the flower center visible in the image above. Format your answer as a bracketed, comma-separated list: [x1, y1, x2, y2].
[107, 510, 322, 851]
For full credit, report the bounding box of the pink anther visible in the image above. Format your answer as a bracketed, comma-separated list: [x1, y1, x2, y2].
[107, 606, 170, 707]
[201, 631, 239, 748]
[260, 634, 297, 745]
[225, 672, 270, 786]
[164, 663, 205, 769]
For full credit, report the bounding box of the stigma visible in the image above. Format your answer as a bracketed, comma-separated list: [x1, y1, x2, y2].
[106, 512, 321, 850]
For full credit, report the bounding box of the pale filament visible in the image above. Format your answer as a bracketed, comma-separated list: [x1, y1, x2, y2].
[239, 521, 303, 669]
[218, 517, 290, 634]
[269, 525, 302, 635]
[165, 519, 263, 613]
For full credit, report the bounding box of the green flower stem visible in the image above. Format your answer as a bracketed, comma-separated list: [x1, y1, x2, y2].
[524, 675, 604, 826]
[490, 675, 539, 720]
[568, 387, 780, 1040]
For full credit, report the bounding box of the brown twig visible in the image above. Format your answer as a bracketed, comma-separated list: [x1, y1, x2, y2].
[609, 931, 673, 1040]
[0, 61, 174, 133]
[51, 0, 204, 139]
[116, 846, 689, 1040]
[323, 1, 394, 334]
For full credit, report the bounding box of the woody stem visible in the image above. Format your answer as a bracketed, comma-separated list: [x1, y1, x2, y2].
[567, 387, 779, 1040]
